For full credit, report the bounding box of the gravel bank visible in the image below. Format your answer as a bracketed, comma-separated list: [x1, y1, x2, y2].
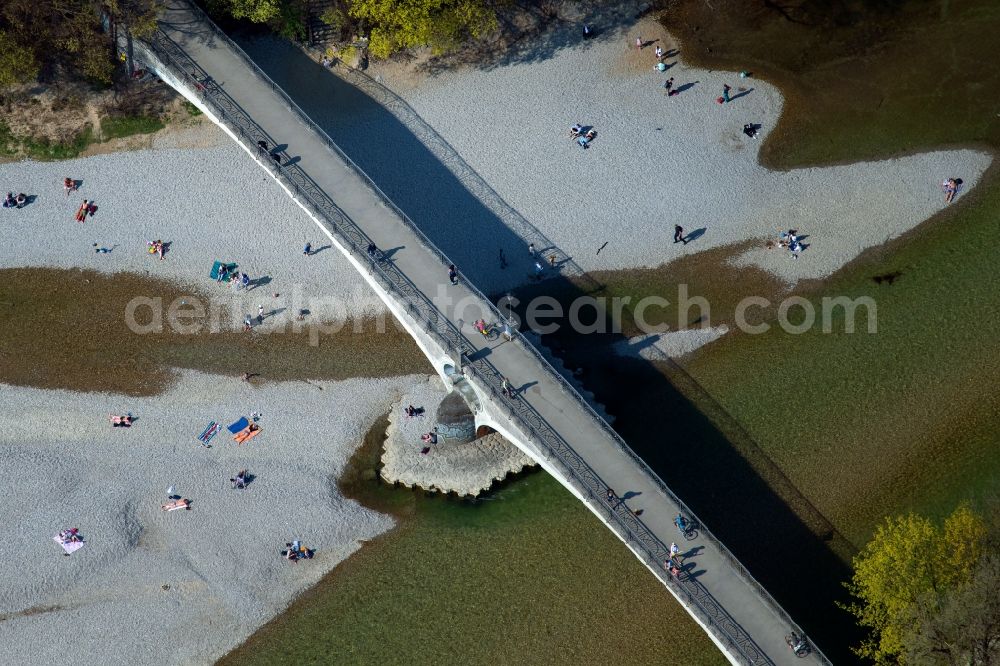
[614, 326, 730, 361]
[0, 144, 383, 323]
[356, 16, 992, 285]
[0, 371, 423, 664]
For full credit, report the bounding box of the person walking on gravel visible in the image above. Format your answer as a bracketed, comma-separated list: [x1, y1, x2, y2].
[722, 84, 732, 103]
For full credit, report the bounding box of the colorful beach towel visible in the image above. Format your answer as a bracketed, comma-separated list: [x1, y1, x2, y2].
[209, 261, 238, 281]
[53, 535, 85, 555]
[198, 421, 221, 444]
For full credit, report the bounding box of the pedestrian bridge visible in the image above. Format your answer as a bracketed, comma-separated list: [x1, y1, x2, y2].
[135, 3, 830, 663]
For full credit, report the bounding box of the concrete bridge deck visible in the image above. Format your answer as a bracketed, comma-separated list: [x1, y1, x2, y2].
[140, 3, 830, 663]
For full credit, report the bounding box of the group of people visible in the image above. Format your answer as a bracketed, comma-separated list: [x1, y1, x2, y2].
[474, 318, 493, 337]
[3, 192, 28, 208]
[57, 528, 83, 544]
[570, 124, 598, 149]
[282, 540, 314, 563]
[109, 413, 134, 427]
[220, 268, 251, 291]
[147, 240, 166, 260]
[74, 199, 94, 223]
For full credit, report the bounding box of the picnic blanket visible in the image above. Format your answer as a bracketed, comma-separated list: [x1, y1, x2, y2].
[198, 421, 221, 443]
[209, 261, 238, 280]
[53, 535, 85, 555]
[227, 417, 249, 434]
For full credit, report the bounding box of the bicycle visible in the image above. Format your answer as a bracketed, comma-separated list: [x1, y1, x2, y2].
[785, 632, 811, 657]
[673, 514, 698, 541]
[475, 320, 499, 341]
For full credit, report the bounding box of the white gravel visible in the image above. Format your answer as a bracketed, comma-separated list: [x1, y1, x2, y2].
[362, 16, 992, 285]
[0, 144, 384, 322]
[379, 376, 536, 496]
[614, 326, 730, 360]
[0, 371, 424, 664]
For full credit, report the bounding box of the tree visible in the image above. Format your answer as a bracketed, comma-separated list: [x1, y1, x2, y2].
[348, 0, 497, 59]
[210, 0, 283, 23]
[0, 31, 39, 87]
[845, 505, 986, 664]
[903, 552, 1000, 665]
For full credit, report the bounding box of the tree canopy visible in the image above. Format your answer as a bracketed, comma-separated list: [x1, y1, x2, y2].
[209, 0, 497, 59]
[845, 503, 998, 664]
[348, 0, 497, 59]
[0, 0, 161, 88]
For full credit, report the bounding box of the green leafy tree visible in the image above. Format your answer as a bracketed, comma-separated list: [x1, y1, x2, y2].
[348, 0, 497, 59]
[845, 505, 986, 664]
[211, 0, 283, 23]
[0, 31, 39, 87]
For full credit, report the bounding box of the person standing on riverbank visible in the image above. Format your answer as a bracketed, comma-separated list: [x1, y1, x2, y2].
[674, 225, 686, 244]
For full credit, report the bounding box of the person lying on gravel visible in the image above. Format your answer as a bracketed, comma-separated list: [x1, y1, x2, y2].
[109, 413, 134, 427]
[161, 498, 191, 511]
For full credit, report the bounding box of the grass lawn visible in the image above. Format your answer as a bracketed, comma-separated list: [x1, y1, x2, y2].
[100, 114, 166, 140]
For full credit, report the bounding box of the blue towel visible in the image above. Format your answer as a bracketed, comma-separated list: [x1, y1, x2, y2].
[227, 417, 249, 434]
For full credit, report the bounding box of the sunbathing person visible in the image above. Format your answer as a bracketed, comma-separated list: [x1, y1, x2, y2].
[58, 528, 82, 543]
[585, 129, 597, 140]
[161, 498, 191, 511]
[109, 413, 133, 427]
[743, 124, 758, 139]
[570, 124, 583, 138]
[3, 192, 14, 208]
[420, 430, 438, 444]
[15, 193, 28, 208]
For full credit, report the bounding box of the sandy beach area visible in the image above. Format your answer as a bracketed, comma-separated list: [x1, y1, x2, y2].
[0, 371, 424, 664]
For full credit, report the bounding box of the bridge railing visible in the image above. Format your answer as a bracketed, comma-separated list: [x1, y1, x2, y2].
[140, 9, 829, 664]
